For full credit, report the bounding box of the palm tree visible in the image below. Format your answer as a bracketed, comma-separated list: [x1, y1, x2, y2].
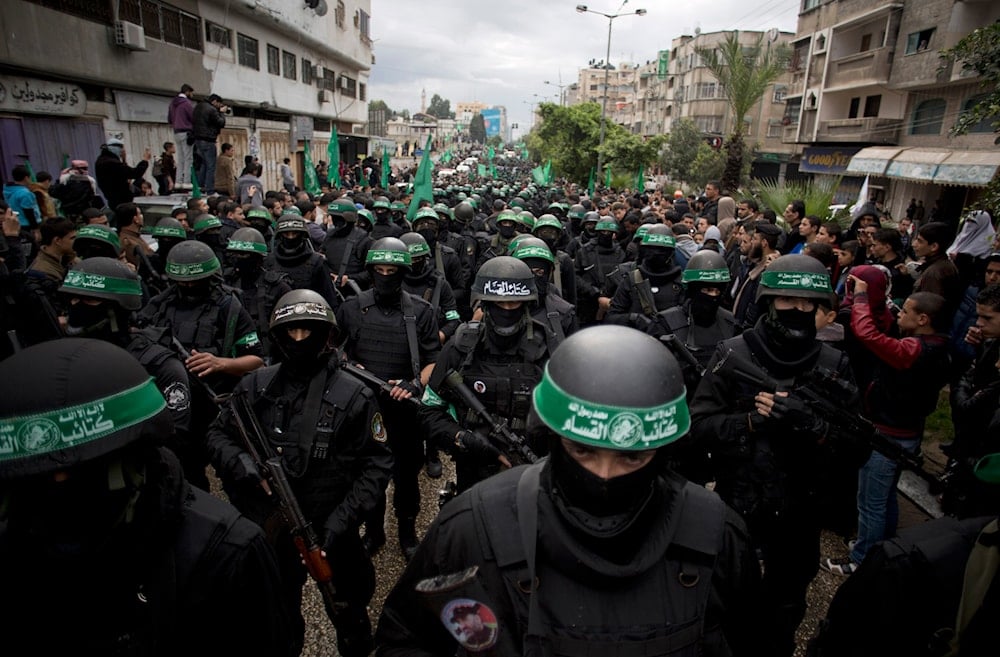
[696, 31, 789, 194]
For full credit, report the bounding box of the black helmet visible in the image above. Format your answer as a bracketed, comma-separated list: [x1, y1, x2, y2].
[59, 257, 144, 311]
[275, 215, 308, 235]
[756, 254, 832, 302]
[227, 227, 269, 255]
[531, 325, 689, 450]
[150, 217, 188, 240]
[454, 201, 475, 224]
[511, 236, 555, 266]
[0, 339, 171, 479]
[366, 236, 412, 272]
[193, 215, 222, 235]
[639, 223, 677, 250]
[73, 224, 121, 260]
[165, 240, 220, 282]
[471, 256, 538, 303]
[682, 250, 731, 285]
[568, 204, 586, 220]
[328, 199, 358, 223]
[270, 289, 338, 334]
[399, 231, 431, 259]
[582, 211, 600, 226]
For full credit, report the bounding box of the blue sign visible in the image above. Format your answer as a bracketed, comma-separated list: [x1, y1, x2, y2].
[481, 109, 501, 137]
[799, 146, 861, 174]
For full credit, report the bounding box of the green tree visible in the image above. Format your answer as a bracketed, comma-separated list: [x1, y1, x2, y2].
[426, 94, 454, 119]
[526, 102, 602, 184]
[689, 144, 726, 189]
[662, 118, 704, 183]
[369, 99, 391, 115]
[599, 131, 665, 180]
[485, 135, 504, 149]
[940, 21, 1000, 210]
[469, 113, 486, 144]
[696, 31, 789, 193]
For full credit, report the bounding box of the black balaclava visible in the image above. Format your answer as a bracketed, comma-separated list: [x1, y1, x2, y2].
[690, 286, 722, 326]
[523, 258, 551, 298]
[198, 230, 222, 251]
[330, 216, 353, 237]
[497, 222, 517, 240]
[276, 232, 307, 260]
[372, 268, 404, 305]
[73, 240, 117, 261]
[405, 256, 430, 281]
[176, 279, 213, 304]
[582, 222, 598, 240]
[248, 217, 272, 237]
[596, 231, 615, 249]
[374, 209, 391, 225]
[417, 225, 438, 250]
[275, 323, 333, 376]
[761, 297, 818, 358]
[639, 246, 674, 275]
[233, 254, 262, 282]
[65, 300, 124, 343]
[485, 302, 527, 350]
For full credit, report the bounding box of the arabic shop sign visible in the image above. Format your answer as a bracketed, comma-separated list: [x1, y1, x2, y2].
[0, 75, 85, 116]
[799, 147, 861, 175]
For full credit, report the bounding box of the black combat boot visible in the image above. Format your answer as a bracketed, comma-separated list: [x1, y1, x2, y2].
[398, 515, 419, 562]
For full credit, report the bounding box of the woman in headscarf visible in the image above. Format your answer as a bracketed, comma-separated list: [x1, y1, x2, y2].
[947, 209, 996, 287]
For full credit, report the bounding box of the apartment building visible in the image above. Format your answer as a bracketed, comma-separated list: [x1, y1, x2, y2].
[0, 0, 374, 192]
[783, 0, 1000, 215]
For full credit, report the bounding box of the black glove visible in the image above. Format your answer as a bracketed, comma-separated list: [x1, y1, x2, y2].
[397, 378, 423, 397]
[230, 452, 262, 486]
[455, 430, 501, 461]
[771, 394, 828, 435]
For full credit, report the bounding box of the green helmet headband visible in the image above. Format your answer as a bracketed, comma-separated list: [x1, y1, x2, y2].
[973, 453, 1000, 484]
[193, 216, 222, 233]
[166, 255, 220, 280]
[532, 365, 690, 450]
[760, 270, 832, 294]
[60, 269, 143, 300]
[595, 220, 618, 232]
[151, 224, 187, 239]
[0, 378, 165, 465]
[366, 249, 412, 267]
[406, 241, 431, 258]
[512, 244, 554, 264]
[682, 268, 731, 284]
[76, 225, 121, 250]
[641, 232, 676, 248]
[227, 240, 268, 254]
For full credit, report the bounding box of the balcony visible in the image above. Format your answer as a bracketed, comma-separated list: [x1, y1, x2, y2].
[825, 48, 892, 90]
[817, 117, 902, 144]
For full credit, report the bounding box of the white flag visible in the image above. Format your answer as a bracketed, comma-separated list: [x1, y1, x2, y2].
[850, 175, 870, 218]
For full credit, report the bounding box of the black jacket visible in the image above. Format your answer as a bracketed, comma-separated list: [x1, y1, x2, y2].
[192, 100, 226, 142]
[95, 148, 148, 210]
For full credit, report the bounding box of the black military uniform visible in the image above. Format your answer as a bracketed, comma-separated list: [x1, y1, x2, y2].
[207, 290, 393, 657]
[607, 224, 686, 332]
[476, 210, 520, 271]
[193, 214, 228, 263]
[511, 237, 578, 352]
[441, 201, 480, 318]
[224, 226, 293, 360]
[400, 232, 462, 342]
[266, 215, 339, 310]
[531, 214, 577, 306]
[378, 326, 762, 656]
[371, 197, 406, 241]
[575, 216, 625, 325]
[0, 339, 294, 656]
[321, 198, 372, 294]
[336, 237, 440, 560]
[420, 256, 553, 492]
[413, 207, 467, 311]
[690, 255, 862, 657]
[138, 217, 188, 297]
[138, 241, 264, 489]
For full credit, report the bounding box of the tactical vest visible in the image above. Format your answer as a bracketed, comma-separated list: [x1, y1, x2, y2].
[631, 268, 685, 316]
[146, 287, 241, 356]
[324, 229, 367, 277]
[345, 290, 421, 381]
[577, 242, 623, 288]
[235, 269, 289, 358]
[469, 464, 729, 657]
[532, 293, 570, 354]
[660, 305, 739, 369]
[271, 251, 326, 293]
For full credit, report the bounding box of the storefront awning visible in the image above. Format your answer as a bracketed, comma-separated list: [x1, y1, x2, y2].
[845, 146, 904, 176]
[885, 148, 951, 183]
[933, 150, 1000, 186]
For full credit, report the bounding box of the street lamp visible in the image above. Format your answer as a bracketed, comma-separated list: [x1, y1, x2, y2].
[544, 80, 568, 107]
[576, 2, 646, 176]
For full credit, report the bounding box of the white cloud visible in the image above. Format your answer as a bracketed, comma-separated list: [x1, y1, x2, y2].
[369, 0, 801, 136]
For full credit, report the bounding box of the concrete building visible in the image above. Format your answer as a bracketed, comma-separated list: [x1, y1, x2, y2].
[0, 0, 373, 194]
[455, 101, 488, 124]
[573, 62, 640, 132]
[783, 0, 1000, 215]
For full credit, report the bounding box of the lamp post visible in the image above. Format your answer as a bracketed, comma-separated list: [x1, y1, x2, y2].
[544, 80, 568, 107]
[576, 3, 646, 176]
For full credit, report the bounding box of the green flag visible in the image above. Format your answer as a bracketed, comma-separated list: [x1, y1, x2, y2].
[359, 159, 369, 188]
[604, 165, 612, 189]
[302, 140, 321, 196]
[382, 147, 391, 187]
[587, 167, 595, 196]
[327, 126, 341, 188]
[543, 160, 552, 184]
[23, 159, 36, 183]
[441, 149, 453, 164]
[636, 164, 645, 193]
[477, 164, 488, 178]
[406, 135, 434, 221]
[531, 165, 546, 186]
[190, 165, 202, 199]
[490, 164, 497, 179]
[488, 146, 495, 161]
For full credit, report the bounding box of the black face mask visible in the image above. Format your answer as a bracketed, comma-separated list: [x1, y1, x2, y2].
[498, 224, 516, 239]
[596, 233, 614, 248]
[233, 256, 260, 280]
[583, 225, 597, 238]
[407, 257, 428, 278]
[690, 288, 721, 326]
[417, 228, 438, 248]
[375, 211, 390, 225]
[177, 280, 213, 303]
[277, 328, 331, 374]
[248, 219, 271, 235]
[550, 442, 658, 520]
[199, 232, 221, 249]
[372, 270, 404, 303]
[765, 303, 817, 345]
[642, 251, 673, 273]
[66, 302, 115, 338]
[74, 242, 116, 261]
[487, 303, 525, 337]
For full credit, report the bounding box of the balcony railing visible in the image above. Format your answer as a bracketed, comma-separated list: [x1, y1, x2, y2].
[817, 117, 902, 144]
[826, 48, 892, 89]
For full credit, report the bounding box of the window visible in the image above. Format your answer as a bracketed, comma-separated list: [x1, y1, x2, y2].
[589, 84, 598, 91]
[697, 82, 717, 99]
[24, 0, 114, 25]
[283, 50, 296, 80]
[267, 44, 280, 75]
[359, 82, 367, 102]
[693, 115, 723, 133]
[67, 0, 201, 50]
[237, 33, 259, 70]
[848, 97, 860, 119]
[320, 68, 336, 91]
[962, 95, 993, 133]
[906, 28, 935, 55]
[335, 0, 346, 27]
[302, 59, 313, 85]
[773, 85, 788, 103]
[860, 34, 872, 52]
[340, 76, 357, 97]
[358, 9, 371, 41]
[767, 120, 784, 138]
[803, 0, 821, 10]
[863, 95, 881, 118]
[784, 98, 802, 124]
[910, 98, 946, 135]
[205, 20, 231, 48]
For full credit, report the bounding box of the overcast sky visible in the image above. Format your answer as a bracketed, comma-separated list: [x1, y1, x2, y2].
[368, 0, 801, 139]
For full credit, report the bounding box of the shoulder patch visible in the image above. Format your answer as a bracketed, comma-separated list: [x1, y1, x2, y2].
[163, 381, 191, 412]
[371, 412, 388, 443]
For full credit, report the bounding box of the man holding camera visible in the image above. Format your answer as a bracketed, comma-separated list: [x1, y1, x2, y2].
[192, 93, 228, 194]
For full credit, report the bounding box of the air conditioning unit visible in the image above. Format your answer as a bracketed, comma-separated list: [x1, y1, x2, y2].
[318, 89, 328, 104]
[114, 21, 148, 51]
[339, 77, 350, 90]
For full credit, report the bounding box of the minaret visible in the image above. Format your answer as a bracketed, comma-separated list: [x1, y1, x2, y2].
[420, 89, 427, 114]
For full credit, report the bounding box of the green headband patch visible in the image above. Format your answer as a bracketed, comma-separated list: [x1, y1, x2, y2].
[974, 453, 1000, 484]
[513, 245, 554, 263]
[366, 249, 412, 266]
[152, 225, 187, 239]
[595, 220, 618, 232]
[61, 270, 142, 298]
[227, 240, 268, 254]
[642, 232, 676, 248]
[407, 242, 431, 257]
[166, 257, 220, 278]
[194, 217, 222, 232]
[533, 368, 689, 450]
[76, 225, 120, 248]
[682, 268, 731, 283]
[760, 270, 831, 293]
[0, 378, 165, 463]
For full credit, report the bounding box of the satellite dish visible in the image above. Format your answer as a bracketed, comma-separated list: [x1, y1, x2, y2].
[694, 26, 701, 36]
[314, 0, 328, 16]
[767, 27, 780, 42]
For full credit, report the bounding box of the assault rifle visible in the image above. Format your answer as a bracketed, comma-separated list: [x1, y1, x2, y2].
[171, 337, 343, 622]
[660, 334, 707, 377]
[712, 348, 941, 487]
[340, 360, 423, 407]
[442, 369, 538, 465]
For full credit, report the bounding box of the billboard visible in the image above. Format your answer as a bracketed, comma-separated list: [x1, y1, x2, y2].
[481, 109, 501, 137]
